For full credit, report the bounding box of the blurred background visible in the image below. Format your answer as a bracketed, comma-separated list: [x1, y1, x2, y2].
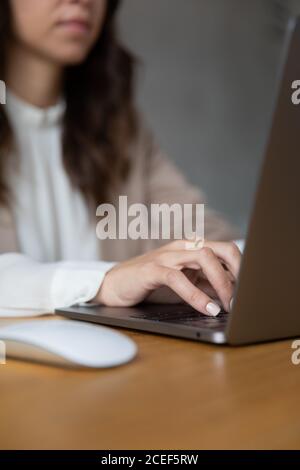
[119, 0, 300, 235]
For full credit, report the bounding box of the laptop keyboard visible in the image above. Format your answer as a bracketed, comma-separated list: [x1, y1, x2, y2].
[129, 306, 229, 330]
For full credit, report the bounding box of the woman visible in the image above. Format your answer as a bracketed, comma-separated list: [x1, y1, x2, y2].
[0, 0, 241, 318]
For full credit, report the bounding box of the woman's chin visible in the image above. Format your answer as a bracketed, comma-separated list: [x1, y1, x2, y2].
[53, 47, 91, 66]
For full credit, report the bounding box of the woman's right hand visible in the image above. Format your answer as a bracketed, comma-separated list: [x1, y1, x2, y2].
[95, 240, 242, 317]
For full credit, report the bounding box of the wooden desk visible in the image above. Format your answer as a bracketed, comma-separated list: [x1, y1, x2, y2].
[0, 316, 300, 450]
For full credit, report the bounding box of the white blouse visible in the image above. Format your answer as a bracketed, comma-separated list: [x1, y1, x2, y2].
[0, 92, 115, 317]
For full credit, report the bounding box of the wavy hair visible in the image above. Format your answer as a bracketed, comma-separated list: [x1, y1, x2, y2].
[0, 0, 137, 209]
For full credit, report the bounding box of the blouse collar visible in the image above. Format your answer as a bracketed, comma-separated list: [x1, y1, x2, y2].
[5, 90, 66, 128]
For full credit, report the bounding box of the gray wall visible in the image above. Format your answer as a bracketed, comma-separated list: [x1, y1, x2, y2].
[119, 0, 299, 234]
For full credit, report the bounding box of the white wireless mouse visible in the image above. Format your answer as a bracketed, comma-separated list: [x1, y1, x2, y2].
[0, 319, 137, 368]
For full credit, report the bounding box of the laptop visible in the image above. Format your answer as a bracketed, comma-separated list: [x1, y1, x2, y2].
[57, 17, 300, 345]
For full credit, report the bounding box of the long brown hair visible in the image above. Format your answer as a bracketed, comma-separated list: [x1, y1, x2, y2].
[0, 0, 137, 209]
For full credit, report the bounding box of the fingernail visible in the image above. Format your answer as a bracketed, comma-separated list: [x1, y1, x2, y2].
[230, 298, 234, 311]
[206, 302, 221, 317]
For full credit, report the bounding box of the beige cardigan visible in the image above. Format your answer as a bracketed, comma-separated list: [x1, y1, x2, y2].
[0, 124, 238, 262]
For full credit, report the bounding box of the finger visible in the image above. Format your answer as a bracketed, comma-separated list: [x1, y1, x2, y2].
[167, 248, 234, 311]
[152, 266, 222, 317]
[197, 247, 234, 311]
[221, 266, 235, 283]
[156, 250, 201, 270]
[159, 240, 242, 280]
[159, 240, 188, 252]
[181, 239, 241, 279]
[157, 251, 237, 285]
[203, 241, 242, 279]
